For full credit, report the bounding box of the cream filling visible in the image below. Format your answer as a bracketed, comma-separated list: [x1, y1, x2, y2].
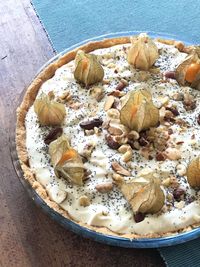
[25, 42, 200, 235]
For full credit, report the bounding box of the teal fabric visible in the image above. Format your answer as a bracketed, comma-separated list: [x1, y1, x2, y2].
[32, 0, 200, 52]
[31, 0, 200, 266]
[158, 239, 200, 267]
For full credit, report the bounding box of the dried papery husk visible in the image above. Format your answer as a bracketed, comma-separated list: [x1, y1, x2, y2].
[186, 157, 200, 188]
[74, 50, 104, 86]
[55, 156, 85, 186]
[34, 94, 66, 126]
[127, 33, 159, 70]
[118, 176, 165, 214]
[175, 53, 200, 87]
[185, 45, 200, 57]
[49, 135, 71, 166]
[49, 135, 85, 185]
[193, 46, 200, 58]
[120, 89, 159, 132]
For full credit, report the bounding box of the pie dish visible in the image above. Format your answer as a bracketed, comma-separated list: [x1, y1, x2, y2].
[15, 32, 200, 245]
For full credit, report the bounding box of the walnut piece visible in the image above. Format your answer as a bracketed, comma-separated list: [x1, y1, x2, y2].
[104, 95, 115, 111]
[89, 86, 105, 101]
[79, 195, 91, 207]
[111, 161, 131, 176]
[95, 183, 113, 193]
[121, 150, 133, 162]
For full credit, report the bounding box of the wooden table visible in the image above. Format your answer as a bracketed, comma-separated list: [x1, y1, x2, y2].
[0, 0, 165, 266]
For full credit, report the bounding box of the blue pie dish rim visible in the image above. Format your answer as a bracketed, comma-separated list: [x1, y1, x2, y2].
[10, 31, 200, 248]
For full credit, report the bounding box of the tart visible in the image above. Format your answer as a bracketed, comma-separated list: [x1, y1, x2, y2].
[16, 33, 200, 238]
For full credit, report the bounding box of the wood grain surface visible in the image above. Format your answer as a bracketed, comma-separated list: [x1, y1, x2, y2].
[0, 0, 165, 266]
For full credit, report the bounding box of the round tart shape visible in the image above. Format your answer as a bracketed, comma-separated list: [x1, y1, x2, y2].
[15, 33, 200, 243]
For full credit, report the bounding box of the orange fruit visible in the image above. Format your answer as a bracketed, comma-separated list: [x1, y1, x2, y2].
[58, 149, 77, 165]
[185, 63, 200, 83]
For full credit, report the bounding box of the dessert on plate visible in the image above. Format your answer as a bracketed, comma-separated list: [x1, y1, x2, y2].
[16, 33, 200, 238]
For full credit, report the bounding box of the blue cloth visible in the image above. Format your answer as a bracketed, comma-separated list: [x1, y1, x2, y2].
[31, 0, 200, 266]
[158, 239, 200, 267]
[32, 0, 200, 52]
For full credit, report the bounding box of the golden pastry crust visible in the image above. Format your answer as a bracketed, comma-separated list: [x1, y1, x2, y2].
[16, 36, 200, 239]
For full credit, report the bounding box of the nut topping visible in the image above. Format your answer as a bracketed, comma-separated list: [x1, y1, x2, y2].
[89, 86, 104, 101]
[183, 93, 196, 111]
[104, 95, 115, 111]
[107, 126, 123, 136]
[173, 188, 185, 201]
[107, 109, 120, 119]
[121, 150, 133, 162]
[115, 80, 128, 91]
[95, 183, 113, 193]
[156, 151, 166, 161]
[44, 127, 63, 145]
[165, 148, 181, 160]
[111, 161, 131, 176]
[58, 91, 72, 103]
[79, 195, 91, 207]
[164, 71, 176, 79]
[172, 92, 184, 101]
[81, 142, 96, 158]
[118, 144, 131, 154]
[106, 135, 120, 149]
[80, 118, 103, 130]
[108, 90, 126, 98]
[138, 137, 149, 146]
[165, 106, 179, 116]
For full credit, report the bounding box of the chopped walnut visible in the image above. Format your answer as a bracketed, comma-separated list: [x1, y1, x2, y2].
[102, 79, 110, 85]
[176, 164, 186, 176]
[69, 102, 83, 110]
[183, 93, 196, 111]
[147, 127, 169, 151]
[108, 126, 123, 136]
[115, 134, 128, 145]
[81, 142, 96, 158]
[107, 62, 116, 68]
[172, 92, 184, 101]
[108, 90, 126, 98]
[121, 150, 133, 162]
[127, 130, 139, 140]
[94, 127, 102, 136]
[115, 80, 128, 91]
[104, 95, 115, 111]
[95, 182, 113, 193]
[79, 195, 90, 207]
[174, 201, 185, 209]
[48, 91, 55, 99]
[118, 144, 132, 154]
[140, 147, 151, 159]
[111, 161, 131, 176]
[107, 108, 120, 119]
[165, 147, 181, 160]
[106, 135, 120, 149]
[89, 86, 104, 102]
[112, 173, 124, 183]
[162, 176, 179, 188]
[58, 91, 72, 103]
[156, 151, 166, 161]
[85, 129, 95, 136]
